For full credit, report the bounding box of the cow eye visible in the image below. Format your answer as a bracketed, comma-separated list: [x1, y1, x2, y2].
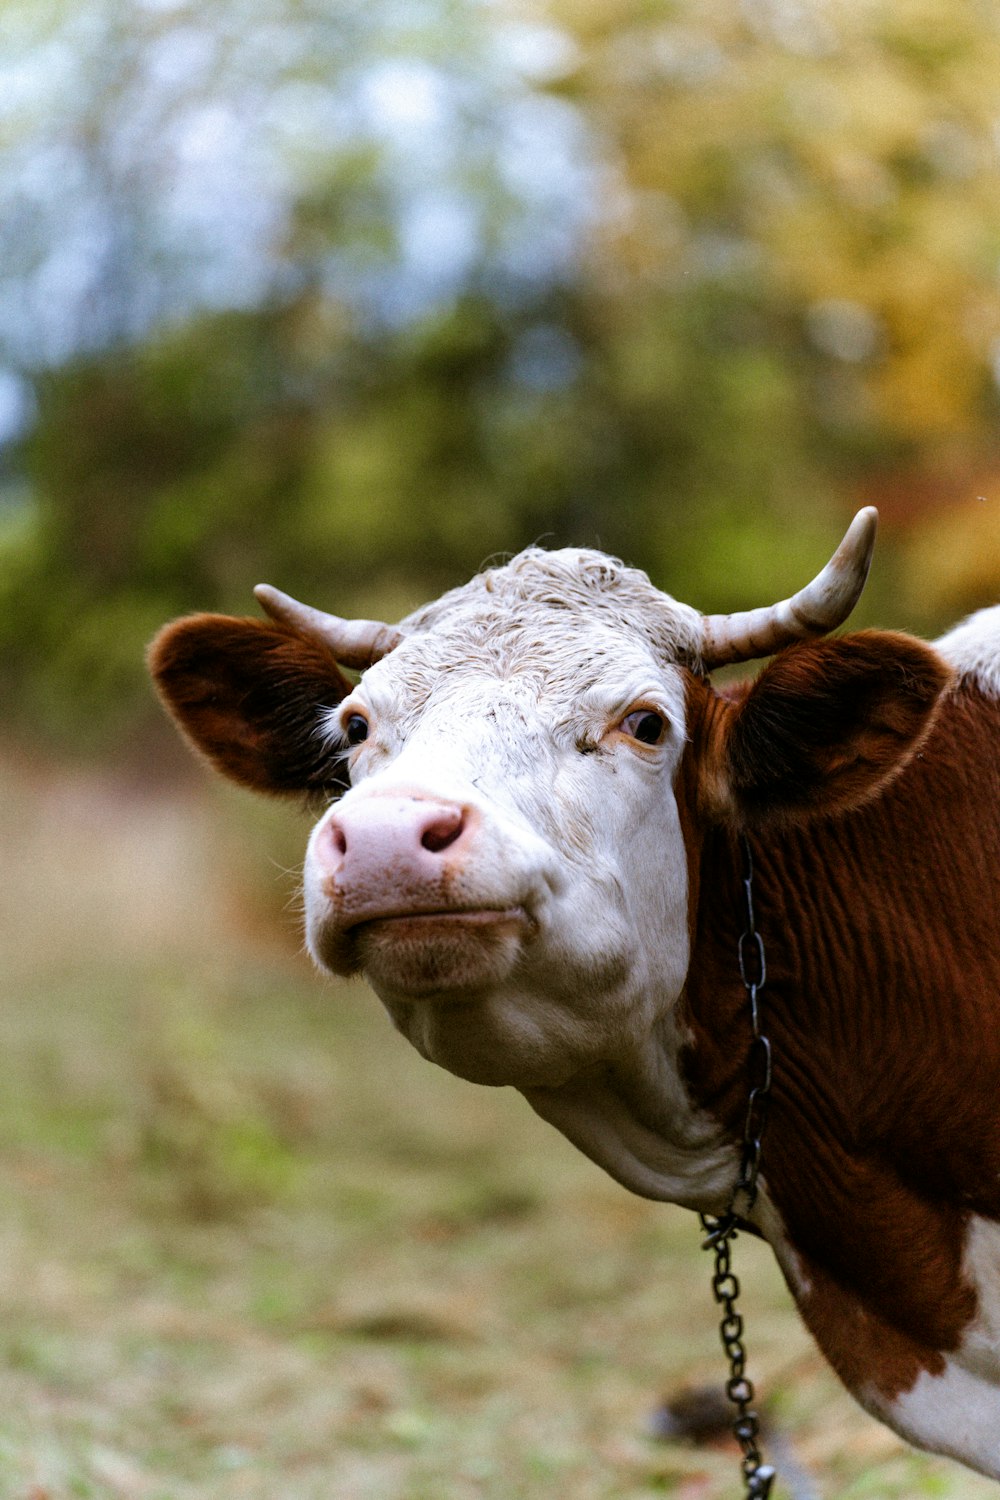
[344, 714, 369, 746]
[620, 709, 667, 746]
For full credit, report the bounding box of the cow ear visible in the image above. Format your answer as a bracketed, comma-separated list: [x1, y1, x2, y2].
[700, 632, 953, 827]
[148, 614, 355, 796]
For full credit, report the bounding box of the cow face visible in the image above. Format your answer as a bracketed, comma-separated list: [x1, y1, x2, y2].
[150, 542, 949, 1101]
[300, 571, 701, 1089]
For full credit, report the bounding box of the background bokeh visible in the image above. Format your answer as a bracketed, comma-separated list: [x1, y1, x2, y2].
[3, 0, 1000, 751]
[2, 2, 1000, 1496]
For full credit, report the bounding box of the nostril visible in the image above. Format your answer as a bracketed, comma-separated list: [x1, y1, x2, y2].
[328, 821, 348, 857]
[420, 808, 465, 853]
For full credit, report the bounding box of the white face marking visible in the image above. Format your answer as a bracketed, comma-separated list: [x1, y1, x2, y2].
[306, 640, 693, 1086]
[935, 605, 1000, 698]
[300, 548, 736, 1202]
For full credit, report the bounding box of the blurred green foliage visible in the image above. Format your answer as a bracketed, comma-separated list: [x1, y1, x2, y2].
[1, 0, 999, 753]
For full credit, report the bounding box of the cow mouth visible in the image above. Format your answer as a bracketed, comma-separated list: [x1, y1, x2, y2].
[325, 906, 531, 995]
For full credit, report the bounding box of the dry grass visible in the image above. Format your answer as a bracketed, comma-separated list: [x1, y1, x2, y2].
[0, 751, 993, 1499]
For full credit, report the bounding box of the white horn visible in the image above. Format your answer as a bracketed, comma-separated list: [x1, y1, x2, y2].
[254, 584, 404, 669]
[699, 507, 878, 670]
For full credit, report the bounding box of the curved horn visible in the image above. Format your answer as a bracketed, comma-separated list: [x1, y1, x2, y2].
[254, 584, 404, 669]
[699, 507, 878, 670]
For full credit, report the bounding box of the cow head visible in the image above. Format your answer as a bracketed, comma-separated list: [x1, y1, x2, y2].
[149, 510, 948, 1109]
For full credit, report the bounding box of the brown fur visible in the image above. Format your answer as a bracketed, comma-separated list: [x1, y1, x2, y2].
[681, 673, 1000, 1403]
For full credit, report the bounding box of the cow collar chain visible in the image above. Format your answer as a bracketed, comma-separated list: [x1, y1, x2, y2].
[698, 834, 777, 1499]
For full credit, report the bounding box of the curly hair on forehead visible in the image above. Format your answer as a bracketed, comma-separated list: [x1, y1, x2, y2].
[400, 545, 705, 668]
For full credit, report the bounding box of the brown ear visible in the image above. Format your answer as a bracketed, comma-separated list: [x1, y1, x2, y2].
[700, 632, 953, 827]
[148, 614, 355, 796]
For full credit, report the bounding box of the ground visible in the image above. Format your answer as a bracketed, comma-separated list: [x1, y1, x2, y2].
[0, 750, 993, 1499]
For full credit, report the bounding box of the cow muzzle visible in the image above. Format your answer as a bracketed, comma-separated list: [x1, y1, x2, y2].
[305, 790, 534, 995]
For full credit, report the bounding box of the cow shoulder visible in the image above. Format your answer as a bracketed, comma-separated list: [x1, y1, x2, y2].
[691, 630, 953, 827]
[148, 613, 353, 796]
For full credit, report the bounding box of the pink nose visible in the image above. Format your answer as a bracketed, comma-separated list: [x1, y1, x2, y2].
[314, 795, 471, 888]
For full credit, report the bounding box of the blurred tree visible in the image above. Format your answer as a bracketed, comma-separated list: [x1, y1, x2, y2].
[529, 0, 1000, 634]
[900, 493, 1000, 622]
[0, 0, 598, 747]
[551, 0, 1000, 446]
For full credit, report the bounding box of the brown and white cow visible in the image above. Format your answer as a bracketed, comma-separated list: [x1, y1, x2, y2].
[149, 509, 1000, 1479]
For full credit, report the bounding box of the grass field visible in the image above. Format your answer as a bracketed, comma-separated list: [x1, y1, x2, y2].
[1, 750, 995, 1499]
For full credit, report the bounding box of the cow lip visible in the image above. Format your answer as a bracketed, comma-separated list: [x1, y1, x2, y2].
[348, 906, 529, 936]
[326, 905, 534, 995]
[309, 898, 537, 985]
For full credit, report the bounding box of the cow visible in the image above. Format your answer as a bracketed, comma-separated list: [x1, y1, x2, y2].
[149, 508, 1000, 1480]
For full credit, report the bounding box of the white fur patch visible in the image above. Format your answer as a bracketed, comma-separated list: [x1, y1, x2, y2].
[862, 1216, 1000, 1479]
[934, 606, 1000, 698]
[878, 1358, 1000, 1479]
[959, 1214, 1000, 1370]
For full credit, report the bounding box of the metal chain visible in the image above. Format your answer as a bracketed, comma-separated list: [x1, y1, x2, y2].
[699, 835, 776, 1499]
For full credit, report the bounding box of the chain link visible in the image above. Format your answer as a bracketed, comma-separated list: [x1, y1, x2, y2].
[699, 835, 776, 1499]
